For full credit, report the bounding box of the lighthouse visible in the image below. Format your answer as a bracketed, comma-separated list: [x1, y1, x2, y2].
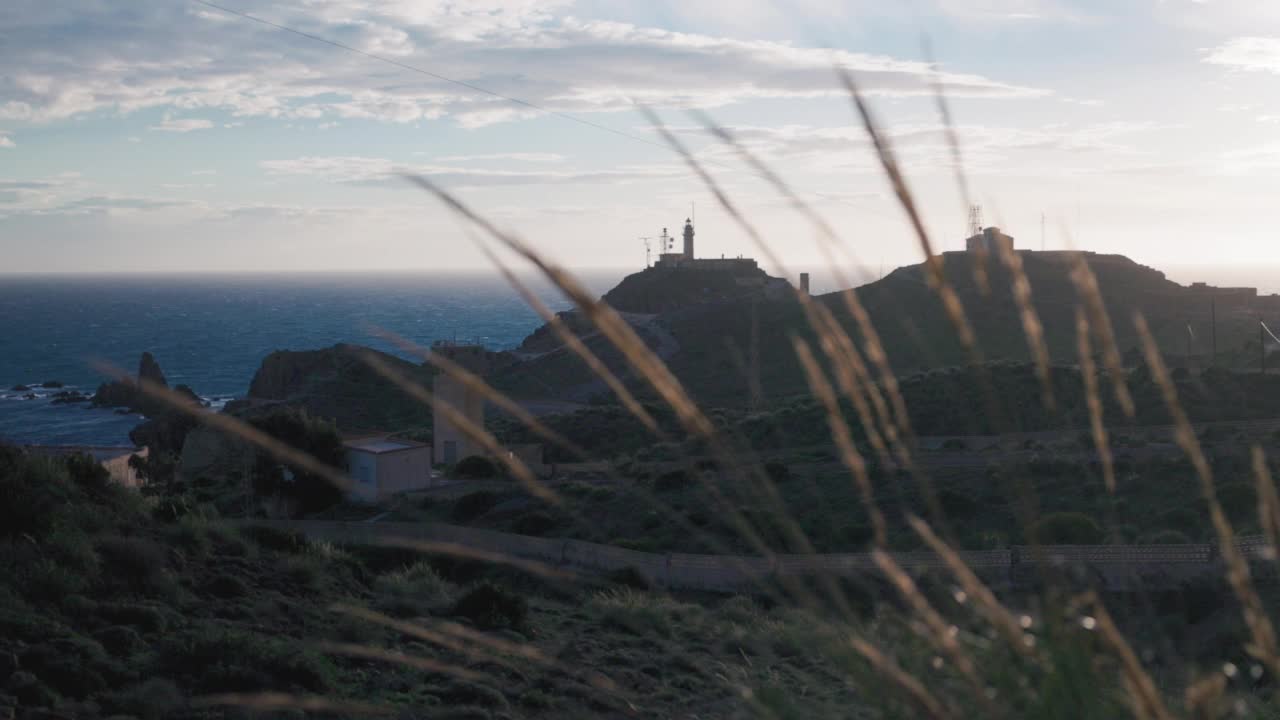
[682, 218, 695, 259]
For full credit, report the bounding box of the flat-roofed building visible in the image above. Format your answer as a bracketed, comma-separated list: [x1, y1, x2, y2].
[343, 436, 433, 503]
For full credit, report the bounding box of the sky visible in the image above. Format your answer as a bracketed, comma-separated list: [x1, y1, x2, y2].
[3, 0, 1280, 277]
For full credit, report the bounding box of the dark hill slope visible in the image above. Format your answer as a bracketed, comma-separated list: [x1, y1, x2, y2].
[601, 263, 783, 313]
[494, 251, 1278, 408]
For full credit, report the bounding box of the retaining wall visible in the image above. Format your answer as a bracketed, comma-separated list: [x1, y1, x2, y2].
[258, 520, 1272, 593]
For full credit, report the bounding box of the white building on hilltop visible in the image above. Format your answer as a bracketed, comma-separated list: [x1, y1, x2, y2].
[966, 226, 1014, 253]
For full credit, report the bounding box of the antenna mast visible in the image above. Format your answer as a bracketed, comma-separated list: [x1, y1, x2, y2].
[639, 236, 653, 267]
[967, 205, 983, 238]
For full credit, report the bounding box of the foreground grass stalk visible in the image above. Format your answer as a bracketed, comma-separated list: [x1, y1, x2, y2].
[849, 636, 956, 720]
[871, 549, 1001, 717]
[1133, 314, 1280, 677]
[1076, 308, 1117, 495]
[1087, 597, 1176, 720]
[1068, 252, 1136, 418]
[907, 515, 1038, 661]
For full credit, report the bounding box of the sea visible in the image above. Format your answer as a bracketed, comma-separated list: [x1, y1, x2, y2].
[0, 272, 621, 447]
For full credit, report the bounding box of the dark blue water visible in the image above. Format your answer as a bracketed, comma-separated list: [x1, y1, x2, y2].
[0, 272, 620, 446]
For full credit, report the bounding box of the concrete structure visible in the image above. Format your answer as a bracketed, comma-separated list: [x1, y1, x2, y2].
[650, 218, 761, 272]
[430, 339, 516, 376]
[966, 226, 1014, 253]
[799, 273, 810, 294]
[433, 374, 485, 466]
[26, 445, 149, 487]
[343, 436, 433, 502]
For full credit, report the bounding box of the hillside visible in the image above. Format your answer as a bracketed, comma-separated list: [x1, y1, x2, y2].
[238, 343, 438, 432]
[492, 250, 1280, 407]
[600, 263, 787, 313]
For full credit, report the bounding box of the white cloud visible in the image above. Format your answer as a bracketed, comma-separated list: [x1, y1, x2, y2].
[0, 133, 13, 148]
[669, 120, 1162, 174]
[149, 117, 215, 133]
[0, 1, 1047, 129]
[259, 154, 681, 186]
[432, 152, 565, 163]
[1204, 37, 1280, 74]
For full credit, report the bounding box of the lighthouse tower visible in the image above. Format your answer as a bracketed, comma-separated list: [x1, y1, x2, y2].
[682, 218, 695, 259]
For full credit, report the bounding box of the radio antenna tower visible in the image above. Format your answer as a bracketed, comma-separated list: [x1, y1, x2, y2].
[639, 236, 653, 267]
[967, 204, 983, 238]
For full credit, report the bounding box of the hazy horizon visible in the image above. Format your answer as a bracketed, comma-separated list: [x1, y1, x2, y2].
[3, 259, 1277, 295]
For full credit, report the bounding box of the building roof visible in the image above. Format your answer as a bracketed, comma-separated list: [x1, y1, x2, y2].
[343, 437, 428, 454]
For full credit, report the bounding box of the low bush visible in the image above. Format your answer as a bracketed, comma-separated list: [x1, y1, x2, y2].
[452, 583, 528, 631]
[101, 678, 185, 720]
[95, 602, 171, 634]
[452, 491, 500, 522]
[513, 511, 560, 536]
[764, 461, 791, 483]
[243, 524, 308, 553]
[454, 455, 498, 479]
[202, 572, 250, 599]
[1028, 512, 1104, 545]
[158, 627, 335, 694]
[95, 535, 168, 591]
[607, 566, 650, 590]
[375, 562, 455, 617]
[587, 588, 698, 639]
[654, 470, 692, 492]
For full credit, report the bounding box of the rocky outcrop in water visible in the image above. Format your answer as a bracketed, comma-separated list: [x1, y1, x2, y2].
[92, 352, 200, 417]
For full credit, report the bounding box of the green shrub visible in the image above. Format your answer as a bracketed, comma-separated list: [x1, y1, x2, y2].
[93, 624, 145, 656]
[764, 461, 791, 483]
[20, 635, 115, 698]
[102, 678, 185, 720]
[159, 627, 335, 694]
[1028, 512, 1104, 545]
[96, 602, 171, 634]
[654, 470, 692, 492]
[428, 679, 510, 709]
[587, 588, 698, 639]
[278, 554, 326, 591]
[512, 511, 559, 536]
[248, 409, 346, 513]
[452, 583, 528, 631]
[202, 572, 250, 599]
[374, 562, 455, 617]
[0, 456, 62, 540]
[452, 491, 500, 522]
[95, 535, 168, 590]
[455, 455, 498, 479]
[1139, 530, 1192, 545]
[243, 524, 308, 553]
[607, 566, 650, 590]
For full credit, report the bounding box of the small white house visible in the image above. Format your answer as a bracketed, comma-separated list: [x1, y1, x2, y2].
[343, 437, 433, 503]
